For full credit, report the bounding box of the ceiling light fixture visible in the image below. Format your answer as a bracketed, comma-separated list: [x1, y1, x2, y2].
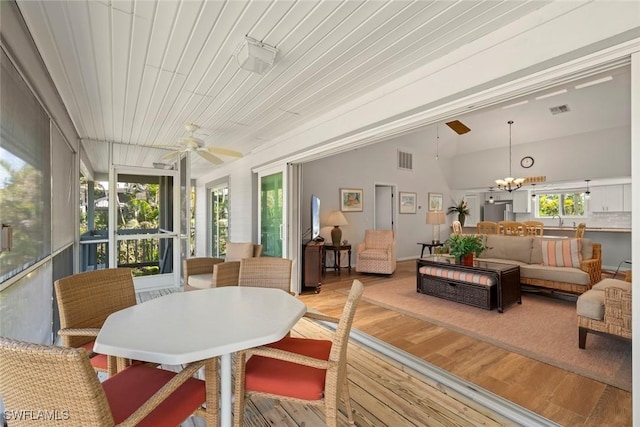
[501, 100, 529, 109]
[575, 76, 613, 89]
[488, 187, 495, 204]
[585, 179, 591, 199]
[235, 36, 277, 74]
[535, 89, 568, 100]
[531, 183, 536, 200]
[495, 120, 525, 193]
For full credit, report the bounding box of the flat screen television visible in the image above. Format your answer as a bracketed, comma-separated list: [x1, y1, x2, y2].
[311, 194, 321, 241]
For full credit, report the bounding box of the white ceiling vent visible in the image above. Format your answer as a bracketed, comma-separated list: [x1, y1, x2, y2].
[549, 104, 571, 115]
[397, 150, 413, 171]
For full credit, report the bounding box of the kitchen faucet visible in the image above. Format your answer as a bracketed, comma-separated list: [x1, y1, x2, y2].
[552, 215, 564, 227]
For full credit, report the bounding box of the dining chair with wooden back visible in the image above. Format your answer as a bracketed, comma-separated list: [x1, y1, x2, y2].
[497, 221, 525, 236]
[233, 279, 365, 427]
[523, 221, 544, 236]
[575, 223, 586, 238]
[451, 220, 463, 235]
[237, 257, 293, 293]
[54, 268, 137, 376]
[476, 221, 498, 235]
[0, 337, 208, 427]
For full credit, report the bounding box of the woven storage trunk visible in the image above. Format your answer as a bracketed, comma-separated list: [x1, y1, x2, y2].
[419, 275, 496, 310]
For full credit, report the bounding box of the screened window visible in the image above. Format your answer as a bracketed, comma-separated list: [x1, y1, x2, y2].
[535, 191, 586, 218]
[0, 50, 51, 283]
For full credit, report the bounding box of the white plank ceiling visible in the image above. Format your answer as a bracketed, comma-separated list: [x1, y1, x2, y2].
[16, 0, 600, 178]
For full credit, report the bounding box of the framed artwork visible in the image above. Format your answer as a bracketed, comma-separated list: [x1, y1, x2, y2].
[428, 192, 443, 211]
[340, 188, 363, 212]
[399, 192, 417, 214]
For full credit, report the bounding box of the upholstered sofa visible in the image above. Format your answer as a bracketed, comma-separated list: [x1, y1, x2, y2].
[474, 234, 602, 295]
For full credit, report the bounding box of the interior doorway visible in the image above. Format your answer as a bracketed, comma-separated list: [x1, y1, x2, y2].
[374, 184, 396, 231]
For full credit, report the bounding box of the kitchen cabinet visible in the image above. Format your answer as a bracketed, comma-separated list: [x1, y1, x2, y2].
[512, 191, 530, 213]
[588, 185, 624, 212]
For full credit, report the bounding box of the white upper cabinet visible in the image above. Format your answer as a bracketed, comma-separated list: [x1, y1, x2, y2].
[588, 185, 624, 212]
[512, 191, 530, 213]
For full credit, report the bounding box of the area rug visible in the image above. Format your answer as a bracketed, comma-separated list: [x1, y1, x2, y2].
[347, 277, 632, 391]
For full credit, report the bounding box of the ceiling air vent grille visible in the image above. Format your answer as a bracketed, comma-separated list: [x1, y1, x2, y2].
[397, 150, 413, 171]
[549, 104, 570, 115]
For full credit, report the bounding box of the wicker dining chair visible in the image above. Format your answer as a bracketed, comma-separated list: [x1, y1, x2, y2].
[233, 279, 365, 427]
[476, 221, 498, 234]
[575, 222, 586, 238]
[237, 257, 293, 293]
[183, 244, 263, 291]
[451, 220, 463, 235]
[0, 337, 208, 427]
[523, 220, 544, 236]
[54, 268, 137, 376]
[497, 221, 525, 236]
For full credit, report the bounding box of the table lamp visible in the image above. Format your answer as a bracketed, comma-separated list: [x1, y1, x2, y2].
[426, 211, 446, 243]
[326, 211, 348, 246]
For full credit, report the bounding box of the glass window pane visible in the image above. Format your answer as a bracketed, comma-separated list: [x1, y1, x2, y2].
[0, 50, 51, 283]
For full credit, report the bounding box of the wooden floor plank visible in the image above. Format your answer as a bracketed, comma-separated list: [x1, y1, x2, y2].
[146, 259, 630, 426]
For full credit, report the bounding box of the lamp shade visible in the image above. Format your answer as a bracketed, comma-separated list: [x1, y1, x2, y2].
[426, 211, 446, 225]
[326, 211, 348, 226]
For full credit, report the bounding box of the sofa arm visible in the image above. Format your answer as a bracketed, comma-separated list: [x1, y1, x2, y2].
[604, 286, 632, 334]
[580, 258, 602, 287]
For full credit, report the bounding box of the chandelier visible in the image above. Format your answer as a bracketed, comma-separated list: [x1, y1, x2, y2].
[495, 120, 525, 192]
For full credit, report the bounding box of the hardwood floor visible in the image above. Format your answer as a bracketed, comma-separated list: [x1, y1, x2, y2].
[299, 260, 631, 427]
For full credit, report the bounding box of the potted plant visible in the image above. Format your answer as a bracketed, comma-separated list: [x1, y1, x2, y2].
[447, 198, 470, 226]
[448, 234, 488, 266]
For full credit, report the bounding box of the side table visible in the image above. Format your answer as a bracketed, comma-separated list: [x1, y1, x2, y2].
[323, 244, 352, 275]
[417, 242, 444, 258]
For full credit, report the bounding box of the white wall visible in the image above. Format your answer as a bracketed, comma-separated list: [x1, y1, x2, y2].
[448, 126, 631, 190]
[302, 132, 452, 261]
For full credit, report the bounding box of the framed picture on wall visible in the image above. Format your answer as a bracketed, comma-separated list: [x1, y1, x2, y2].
[428, 192, 443, 211]
[340, 188, 363, 212]
[399, 192, 417, 214]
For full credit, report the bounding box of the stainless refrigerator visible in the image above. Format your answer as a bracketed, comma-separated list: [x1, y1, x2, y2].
[482, 202, 515, 222]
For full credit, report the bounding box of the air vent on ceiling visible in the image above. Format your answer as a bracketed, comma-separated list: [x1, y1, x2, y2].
[549, 104, 570, 115]
[397, 150, 413, 171]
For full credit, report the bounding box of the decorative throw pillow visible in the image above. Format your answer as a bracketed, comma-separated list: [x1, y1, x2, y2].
[541, 239, 582, 267]
[225, 242, 254, 261]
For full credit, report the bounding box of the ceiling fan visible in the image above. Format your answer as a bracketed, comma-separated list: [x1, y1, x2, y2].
[161, 123, 243, 165]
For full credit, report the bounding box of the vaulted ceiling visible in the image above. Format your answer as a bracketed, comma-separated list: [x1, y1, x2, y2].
[17, 0, 559, 178]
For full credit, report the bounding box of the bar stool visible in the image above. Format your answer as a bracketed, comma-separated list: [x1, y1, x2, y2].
[613, 259, 631, 279]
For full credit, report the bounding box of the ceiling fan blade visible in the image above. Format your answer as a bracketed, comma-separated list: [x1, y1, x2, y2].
[197, 150, 224, 165]
[204, 146, 243, 158]
[161, 150, 183, 161]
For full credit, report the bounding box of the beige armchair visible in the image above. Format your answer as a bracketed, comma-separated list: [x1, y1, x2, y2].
[577, 276, 631, 349]
[183, 243, 262, 291]
[355, 230, 396, 275]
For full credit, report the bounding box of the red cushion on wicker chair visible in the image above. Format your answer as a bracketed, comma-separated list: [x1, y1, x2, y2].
[244, 336, 332, 400]
[80, 341, 108, 371]
[103, 364, 205, 427]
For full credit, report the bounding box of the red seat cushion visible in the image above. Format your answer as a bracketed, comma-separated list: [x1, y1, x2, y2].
[80, 341, 108, 371]
[102, 364, 205, 426]
[244, 336, 332, 401]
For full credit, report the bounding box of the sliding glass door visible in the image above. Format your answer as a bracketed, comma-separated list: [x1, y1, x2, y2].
[258, 167, 287, 258]
[210, 183, 229, 257]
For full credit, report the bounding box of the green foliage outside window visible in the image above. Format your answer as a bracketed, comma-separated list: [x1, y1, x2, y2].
[537, 192, 585, 217]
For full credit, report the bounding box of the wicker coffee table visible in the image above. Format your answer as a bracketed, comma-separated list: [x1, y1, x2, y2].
[417, 256, 521, 313]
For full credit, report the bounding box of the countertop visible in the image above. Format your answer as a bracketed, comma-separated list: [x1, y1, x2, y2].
[462, 226, 631, 233]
